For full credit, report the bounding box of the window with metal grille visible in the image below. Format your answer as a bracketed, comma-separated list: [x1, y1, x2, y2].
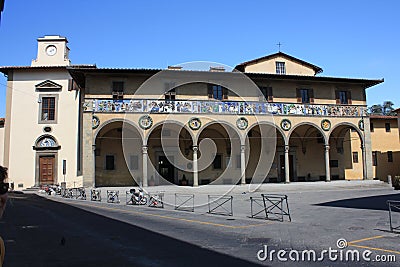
[352, 152, 359, 163]
[275, 61, 286, 74]
[388, 151, 393, 163]
[41, 97, 55, 121]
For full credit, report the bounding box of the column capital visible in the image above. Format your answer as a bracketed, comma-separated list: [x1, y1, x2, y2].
[325, 144, 330, 151]
[192, 146, 198, 153]
[92, 144, 96, 151]
[240, 145, 246, 152]
[142, 145, 148, 153]
[284, 145, 290, 152]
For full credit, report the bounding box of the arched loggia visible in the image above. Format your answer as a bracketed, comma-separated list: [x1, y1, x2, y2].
[288, 123, 327, 182]
[328, 123, 365, 180]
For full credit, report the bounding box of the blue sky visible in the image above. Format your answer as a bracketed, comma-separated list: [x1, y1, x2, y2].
[0, 0, 399, 117]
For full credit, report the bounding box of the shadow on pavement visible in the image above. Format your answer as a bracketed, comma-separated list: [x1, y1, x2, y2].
[0, 193, 263, 267]
[315, 193, 400, 211]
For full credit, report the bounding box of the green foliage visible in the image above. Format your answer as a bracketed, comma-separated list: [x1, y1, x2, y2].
[368, 101, 396, 116]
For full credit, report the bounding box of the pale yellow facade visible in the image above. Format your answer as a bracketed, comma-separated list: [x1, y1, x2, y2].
[0, 36, 385, 189]
[244, 55, 317, 76]
[369, 117, 400, 181]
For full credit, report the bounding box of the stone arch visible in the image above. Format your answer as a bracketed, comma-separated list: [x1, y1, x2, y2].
[94, 118, 143, 141]
[288, 121, 328, 145]
[144, 120, 195, 146]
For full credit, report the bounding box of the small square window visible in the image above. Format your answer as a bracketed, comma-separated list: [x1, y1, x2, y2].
[105, 155, 115, 170]
[385, 123, 391, 132]
[330, 160, 339, 168]
[213, 154, 222, 169]
[352, 152, 359, 163]
[388, 151, 393, 163]
[276, 62, 286, 74]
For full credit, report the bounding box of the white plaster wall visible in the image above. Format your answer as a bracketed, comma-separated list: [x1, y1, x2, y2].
[7, 69, 81, 189]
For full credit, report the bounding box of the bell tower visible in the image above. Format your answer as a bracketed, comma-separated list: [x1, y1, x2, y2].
[31, 35, 71, 66]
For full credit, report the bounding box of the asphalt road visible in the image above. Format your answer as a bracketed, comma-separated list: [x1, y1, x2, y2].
[0, 193, 262, 267]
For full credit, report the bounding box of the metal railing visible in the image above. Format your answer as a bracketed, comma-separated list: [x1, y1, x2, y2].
[174, 193, 194, 212]
[387, 200, 400, 233]
[207, 195, 233, 216]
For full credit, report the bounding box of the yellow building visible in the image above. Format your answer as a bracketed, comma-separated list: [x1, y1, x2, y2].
[0, 36, 385, 189]
[368, 115, 400, 181]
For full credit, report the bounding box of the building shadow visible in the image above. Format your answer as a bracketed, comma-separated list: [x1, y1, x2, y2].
[1, 193, 264, 267]
[315, 193, 400, 211]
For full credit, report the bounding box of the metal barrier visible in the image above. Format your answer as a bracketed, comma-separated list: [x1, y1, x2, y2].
[62, 188, 73, 198]
[76, 187, 86, 200]
[126, 191, 134, 205]
[91, 189, 101, 201]
[250, 194, 291, 222]
[175, 193, 194, 212]
[207, 195, 233, 216]
[107, 190, 120, 203]
[149, 192, 164, 208]
[388, 200, 400, 233]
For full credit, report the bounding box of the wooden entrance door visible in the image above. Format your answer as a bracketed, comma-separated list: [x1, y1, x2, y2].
[279, 155, 294, 182]
[39, 156, 55, 185]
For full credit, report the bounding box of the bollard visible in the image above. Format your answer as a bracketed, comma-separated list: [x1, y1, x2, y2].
[388, 175, 392, 186]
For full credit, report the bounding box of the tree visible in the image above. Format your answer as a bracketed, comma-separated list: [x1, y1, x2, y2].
[383, 101, 395, 115]
[369, 104, 383, 115]
[368, 101, 396, 115]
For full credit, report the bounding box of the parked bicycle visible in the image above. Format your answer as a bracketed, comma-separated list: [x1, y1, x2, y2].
[127, 188, 147, 205]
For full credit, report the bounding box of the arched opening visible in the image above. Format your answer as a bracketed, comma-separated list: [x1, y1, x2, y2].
[246, 124, 282, 183]
[329, 124, 364, 180]
[197, 122, 241, 185]
[95, 121, 142, 186]
[288, 124, 326, 182]
[147, 122, 194, 186]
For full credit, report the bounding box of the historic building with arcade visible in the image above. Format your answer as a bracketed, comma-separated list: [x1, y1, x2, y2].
[0, 36, 385, 189]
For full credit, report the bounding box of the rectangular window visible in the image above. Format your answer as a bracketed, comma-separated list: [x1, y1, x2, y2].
[330, 160, 339, 168]
[300, 89, 310, 103]
[388, 151, 393, 162]
[276, 61, 286, 74]
[129, 155, 139, 170]
[297, 89, 314, 104]
[112, 81, 124, 99]
[41, 97, 56, 121]
[259, 87, 273, 102]
[370, 122, 374, 132]
[372, 151, 377, 166]
[165, 87, 176, 100]
[105, 155, 115, 170]
[213, 154, 222, 169]
[385, 122, 391, 132]
[352, 152, 359, 163]
[213, 85, 223, 100]
[336, 90, 352, 105]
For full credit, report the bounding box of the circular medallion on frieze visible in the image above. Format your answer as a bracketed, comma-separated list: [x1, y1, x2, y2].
[92, 115, 100, 129]
[358, 119, 364, 131]
[139, 115, 153, 130]
[236, 117, 248, 130]
[280, 119, 291, 131]
[188, 117, 201, 130]
[321, 119, 331, 131]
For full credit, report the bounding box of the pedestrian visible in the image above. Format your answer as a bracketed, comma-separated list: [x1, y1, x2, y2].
[0, 166, 9, 267]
